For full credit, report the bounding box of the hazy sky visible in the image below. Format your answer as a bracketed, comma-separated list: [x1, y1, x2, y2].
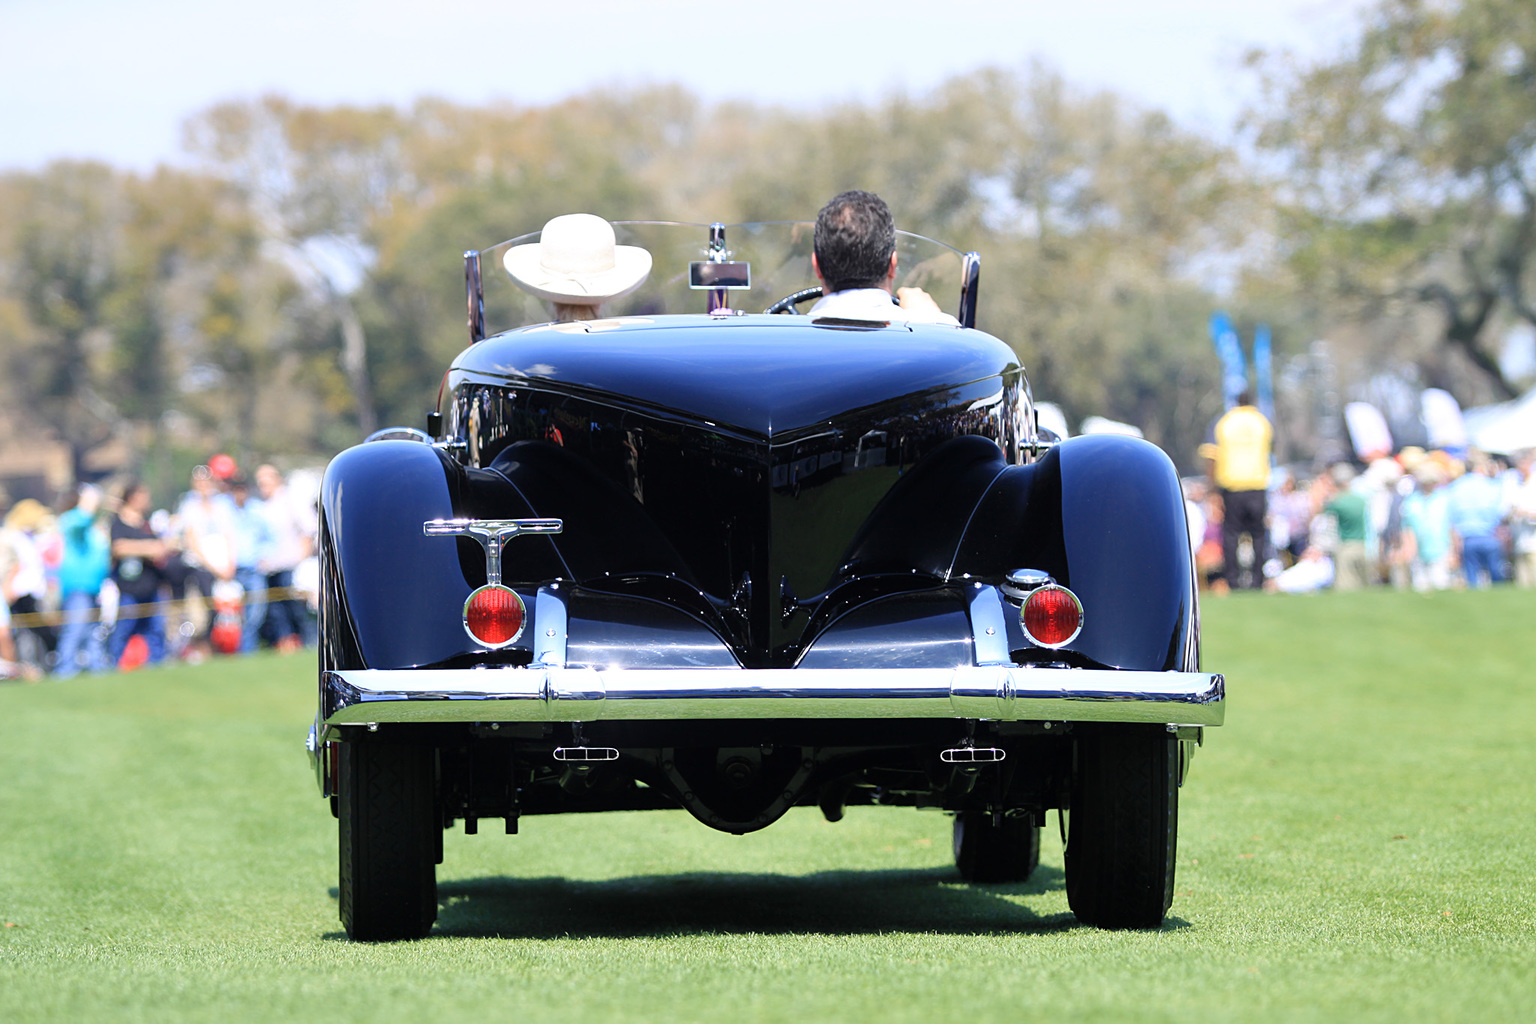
[1, 0, 1371, 172]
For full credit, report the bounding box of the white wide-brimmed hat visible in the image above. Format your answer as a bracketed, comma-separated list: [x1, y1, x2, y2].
[503, 214, 652, 305]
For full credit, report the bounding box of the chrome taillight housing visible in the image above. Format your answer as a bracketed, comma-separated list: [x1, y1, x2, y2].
[463, 584, 526, 647]
[1020, 584, 1084, 648]
[424, 517, 562, 650]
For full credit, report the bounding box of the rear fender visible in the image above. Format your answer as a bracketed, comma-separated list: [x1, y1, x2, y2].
[954, 434, 1198, 671]
[320, 440, 561, 671]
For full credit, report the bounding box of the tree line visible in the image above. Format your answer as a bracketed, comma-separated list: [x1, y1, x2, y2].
[2, 0, 1532, 482]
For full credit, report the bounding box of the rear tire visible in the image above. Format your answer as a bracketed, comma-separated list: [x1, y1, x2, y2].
[953, 810, 1042, 882]
[338, 741, 439, 941]
[1065, 723, 1178, 929]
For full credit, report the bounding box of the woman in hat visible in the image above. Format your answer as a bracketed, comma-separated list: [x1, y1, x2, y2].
[503, 214, 652, 321]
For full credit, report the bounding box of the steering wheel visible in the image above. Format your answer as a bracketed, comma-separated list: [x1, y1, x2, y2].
[764, 286, 822, 314]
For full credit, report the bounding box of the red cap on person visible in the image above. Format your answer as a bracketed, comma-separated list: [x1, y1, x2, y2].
[208, 453, 237, 480]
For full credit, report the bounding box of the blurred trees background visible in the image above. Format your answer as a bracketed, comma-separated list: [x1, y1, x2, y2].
[1249, 0, 1536, 404]
[2, 0, 1532, 489]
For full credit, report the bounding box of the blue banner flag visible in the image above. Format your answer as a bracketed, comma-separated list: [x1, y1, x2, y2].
[1209, 310, 1246, 410]
[1253, 323, 1274, 422]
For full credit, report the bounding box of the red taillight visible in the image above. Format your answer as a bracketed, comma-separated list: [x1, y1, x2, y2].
[1021, 585, 1083, 648]
[464, 585, 525, 647]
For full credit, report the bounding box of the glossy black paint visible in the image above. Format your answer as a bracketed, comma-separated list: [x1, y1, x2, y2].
[450, 314, 1019, 437]
[445, 315, 1029, 666]
[797, 589, 973, 669]
[324, 319, 1192, 677]
[565, 591, 738, 670]
[836, 434, 1010, 580]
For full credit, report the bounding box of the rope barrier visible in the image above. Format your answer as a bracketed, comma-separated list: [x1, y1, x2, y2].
[6, 586, 313, 629]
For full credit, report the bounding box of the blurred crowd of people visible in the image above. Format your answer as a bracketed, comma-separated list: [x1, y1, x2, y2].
[0, 457, 319, 681]
[1187, 446, 1536, 596]
[7, 420, 1529, 679]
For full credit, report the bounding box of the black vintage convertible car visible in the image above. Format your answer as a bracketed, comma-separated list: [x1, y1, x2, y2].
[307, 220, 1224, 940]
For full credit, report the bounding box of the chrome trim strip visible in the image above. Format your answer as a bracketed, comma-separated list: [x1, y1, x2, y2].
[966, 584, 1013, 666]
[532, 585, 568, 668]
[321, 666, 1224, 730]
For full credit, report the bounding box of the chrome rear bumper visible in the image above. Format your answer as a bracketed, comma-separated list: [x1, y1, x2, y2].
[320, 666, 1223, 735]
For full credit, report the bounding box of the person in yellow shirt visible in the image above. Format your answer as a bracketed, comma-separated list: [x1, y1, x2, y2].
[1204, 390, 1272, 590]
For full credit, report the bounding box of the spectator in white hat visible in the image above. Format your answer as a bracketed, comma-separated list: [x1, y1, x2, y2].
[503, 214, 652, 322]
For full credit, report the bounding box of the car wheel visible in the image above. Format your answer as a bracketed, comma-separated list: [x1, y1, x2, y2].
[338, 740, 438, 941]
[953, 810, 1041, 883]
[1064, 723, 1178, 929]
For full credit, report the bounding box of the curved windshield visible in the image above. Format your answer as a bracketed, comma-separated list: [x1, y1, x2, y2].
[474, 221, 968, 334]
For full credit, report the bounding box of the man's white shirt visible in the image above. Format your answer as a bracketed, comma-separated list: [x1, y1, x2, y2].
[807, 287, 960, 325]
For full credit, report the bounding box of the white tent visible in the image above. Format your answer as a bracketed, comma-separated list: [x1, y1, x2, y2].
[1463, 386, 1536, 454]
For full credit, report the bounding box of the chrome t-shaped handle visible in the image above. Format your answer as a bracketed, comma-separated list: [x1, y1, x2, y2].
[423, 518, 563, 584]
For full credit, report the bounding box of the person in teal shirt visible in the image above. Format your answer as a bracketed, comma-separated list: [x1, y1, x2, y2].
[55, 484, 112, 676]
[1401, 465, 1455, 591]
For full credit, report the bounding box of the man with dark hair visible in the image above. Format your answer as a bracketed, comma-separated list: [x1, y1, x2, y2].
[808, 190, 958, 324]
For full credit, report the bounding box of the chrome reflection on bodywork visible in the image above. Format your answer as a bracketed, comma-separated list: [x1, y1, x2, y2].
[318, 666, 1225, 733]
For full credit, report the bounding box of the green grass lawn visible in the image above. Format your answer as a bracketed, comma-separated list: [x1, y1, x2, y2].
[2, 588, 1534, 1022]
